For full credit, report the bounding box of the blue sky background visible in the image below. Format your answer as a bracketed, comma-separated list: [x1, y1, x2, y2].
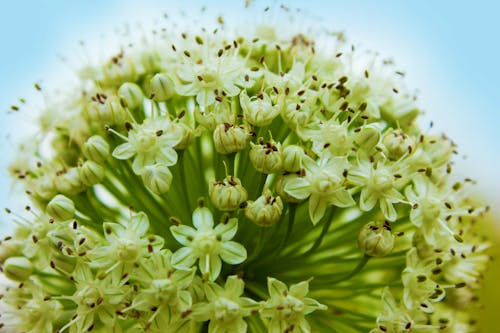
[0, 0, 499, 235]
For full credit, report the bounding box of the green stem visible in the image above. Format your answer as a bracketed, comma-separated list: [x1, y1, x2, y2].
[276, 203, 296, 255]
[324, 254, 371, 285]
[178, 150, 192, 213]
[305, 207, 336, 254]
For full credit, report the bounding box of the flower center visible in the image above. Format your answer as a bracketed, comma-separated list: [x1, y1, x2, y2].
[117, 239, 139, 262]
[214, 297, 240, 321]
[193, 230, 218, 255]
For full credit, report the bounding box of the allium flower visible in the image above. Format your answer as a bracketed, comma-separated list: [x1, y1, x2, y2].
[0, 4, 493, 333]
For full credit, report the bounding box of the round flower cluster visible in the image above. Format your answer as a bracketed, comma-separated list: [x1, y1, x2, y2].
[0, 10, 491, 333]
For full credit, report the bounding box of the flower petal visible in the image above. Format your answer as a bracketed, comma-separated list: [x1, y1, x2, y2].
[171, 247, 197, 269]
[220, 241, 247, 265]
[309, 193, 328, 225]
[214, 218, 238, 241]
[224, 275, 245, 297]
[130, 211, 150, 236]
[360, 189, 377, 211]
[267, 277, 288, 299]
[199, 253, 222, 281]
[170, 225, 197, 246]
[284, 177, 311, 201]
[112, 142, 136, 160]
[192, 207, 214, 230]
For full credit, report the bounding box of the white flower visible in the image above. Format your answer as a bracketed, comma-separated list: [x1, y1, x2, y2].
[170, 207, 247, 281]
[176, 46, 250, 108]
[112, 116, 182, 174]
[284, 155, 355, 224]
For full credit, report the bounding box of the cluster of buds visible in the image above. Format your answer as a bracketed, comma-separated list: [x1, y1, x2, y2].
[0, 5, 491, 333]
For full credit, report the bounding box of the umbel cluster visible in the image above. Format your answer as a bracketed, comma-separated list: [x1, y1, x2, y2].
[0, 14, 491, 333]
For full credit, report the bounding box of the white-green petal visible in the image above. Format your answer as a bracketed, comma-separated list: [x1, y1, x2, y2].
[308, 193, 328, 225]
[112, 142, 136, 160]
[193, 207, 214, 230]
[220, 241, 247, 265]
[171, 247, 198, 269]
[329, 188, 355, 208]
[130, 211, 150, 236]
[199, 253, 222, 281]
[132, 153, 155, 174]
[224, 275, 245, 297]
[170, 225, 197, 246]
[267, 277, 288, 299]
[103, 222, 125, 241]
[290, 280, 310, 299]
[380, 199, 397, 222]
[157, 146, 178, 166]
[360, 189, 378, 211]
[283, 177, 311, 201]
[214, 218, 238, 241]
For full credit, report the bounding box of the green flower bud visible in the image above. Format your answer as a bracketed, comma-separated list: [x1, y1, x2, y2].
[245, 189, 283, 227]
[140, 50, 162, 73]
[422, 134, 455, 167]
[141, 163, 173, 195]
[54, 168, 85, 195]
[3, 256, 34, 281]
[249, 140, 282, 174]
[50, 253, 77, 273]
[34, 176, 58, 200]
[282, 145, 304, 173]
[100, 56, 137, 87]
[79, 160, 105, 186]
[0, 239, 23, 264]
[194, 102, 235, 131]
[240, 90, 280, 126]
[173, 122, 194, 150]
[353, 124, 381, 151]
[210, 176, 248, 211]
[382, 128, 414, 160]
[213, 123, 250, 154]
[358, 221, 395, 257]
[118, 82, 144, 110]
[46, 194, 75, 221]
[82, 135, 110, 164]
[86, 95, 127, 125]
[149, 73, 175, 101]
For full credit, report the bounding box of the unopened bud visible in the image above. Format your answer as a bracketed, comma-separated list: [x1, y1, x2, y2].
[34, 176, 58, 200]
[245, 189, 283, 227]
[213, 123, 250, 154]
[249, 141, 282, 174]
[210, 176, 248, 211]
[149, 73, 175, 101]
[282, 145, 304, 173]
[240, 90, 280, 126]
[142, 164, 173, 195]
[118, 82, 144, 110]
[79, 160, 105, 186]
[173, 123, 194, 150]
[353, 124, 380, 151]
[54, 168, 85, 195]
[358, 221, 395, 257]
[86, 95, 127, 125]
[3, 256, 34, 281]
[83, 135, 110, 164]
[194, 102, 235, 131]
[382, 128, 414, 160]
[47, 194, 75, 221]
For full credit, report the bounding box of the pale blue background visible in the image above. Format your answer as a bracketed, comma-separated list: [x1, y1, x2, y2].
[1, 0, 499, 235]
